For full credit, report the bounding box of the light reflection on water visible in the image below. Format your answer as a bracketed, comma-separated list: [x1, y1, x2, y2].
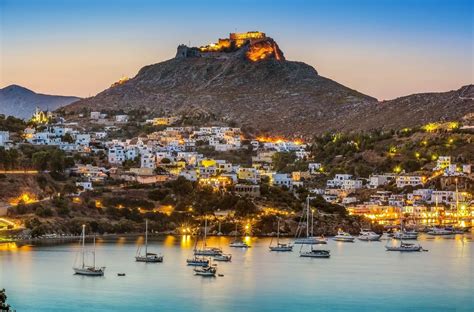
[0, 234, 473, 312]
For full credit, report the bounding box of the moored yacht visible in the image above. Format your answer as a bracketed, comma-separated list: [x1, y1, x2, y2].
[269, 219, 293, 252]
[295, 197, 327, 245]
[427, 227, 454, 236]
[229, 241, 250, 248]
[213, 253, 232, 262]
[194, 265, 217, 277]
[385, 241, 423, 252]
[393, 230, 418, 240]
[333, 230, 355, 242]
[300, 246, 330, 258]
[186, 257, 210, 266]
[357, 229, 381, 241]
[135, 219, 163, 263]
[73, 225, 105, 276]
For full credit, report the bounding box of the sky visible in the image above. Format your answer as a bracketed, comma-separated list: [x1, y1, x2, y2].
[0, 0, 472, 100]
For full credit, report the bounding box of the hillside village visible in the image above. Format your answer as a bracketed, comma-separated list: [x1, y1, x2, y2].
[0, 108, 473, 237]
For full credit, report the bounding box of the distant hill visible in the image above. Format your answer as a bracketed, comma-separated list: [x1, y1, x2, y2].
[0, 85, 80, 119]
[61, 31, 473, 136]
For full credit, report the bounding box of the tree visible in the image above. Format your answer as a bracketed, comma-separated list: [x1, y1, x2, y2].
[0, 288, 11, 311]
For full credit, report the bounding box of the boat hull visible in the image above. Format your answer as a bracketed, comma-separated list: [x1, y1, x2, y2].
[385, 246, 422, 252]
[333, 237, 355, 242]
[294, 237, 327, 245]
[300, 252, 330, 258]
[135, 256, 163, 263]
[269, 246, 293, 252]
[73, 267, 105, 276]
[229, 243, 250, 248]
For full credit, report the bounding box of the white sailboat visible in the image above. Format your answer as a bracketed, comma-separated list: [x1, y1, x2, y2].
[294, 197, 327, 245]
[187, 223, 211, 266]
[269, 218, 293, 252]
[194, 218, 223, 256]
[229, 222, 250, 248]
[135, 219, 163, 263]
[73, 225, 105, 276]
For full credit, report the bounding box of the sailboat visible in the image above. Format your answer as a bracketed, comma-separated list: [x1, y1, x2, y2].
[385, 239, 423, 252]
[269, 218, 293, 252]
[294, 197, 327, 244]
[393, 209, 419, 239]
[194, 258, 217, 277]
[187, 228, 210, 266]
[194, 218, 223, 256]
[135, 219, 163, 263]
[386, 213, 424, 252]
[73, 225, 105, 276]
[229, 222, 250, 248]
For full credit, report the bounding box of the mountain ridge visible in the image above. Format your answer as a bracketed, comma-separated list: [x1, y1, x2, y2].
[61, 31, 473, 135]
[0, 85, 81, 119]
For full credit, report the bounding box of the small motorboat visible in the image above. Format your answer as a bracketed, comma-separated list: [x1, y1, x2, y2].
[358, 229, 381, 241]
[194, 265, 217, 277]
[427, 227, 454, 236]
[186, 257, 209, 266]
[213, 254, 232, 262]
[229, 241, 250, 248]
[117, 273, 126, 276]
[333, 230, 355, 242]
[300, 247, 330, 258]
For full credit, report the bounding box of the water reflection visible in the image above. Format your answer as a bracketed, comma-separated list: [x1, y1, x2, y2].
[1, 234, 472, 311]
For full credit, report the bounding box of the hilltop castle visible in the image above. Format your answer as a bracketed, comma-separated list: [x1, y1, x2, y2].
[176, 31, 284, 62]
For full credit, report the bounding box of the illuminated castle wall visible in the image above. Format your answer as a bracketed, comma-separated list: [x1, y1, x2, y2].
[175, 31, 284, 62]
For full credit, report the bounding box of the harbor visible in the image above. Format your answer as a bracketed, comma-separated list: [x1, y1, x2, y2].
[1, 233, 472, 311]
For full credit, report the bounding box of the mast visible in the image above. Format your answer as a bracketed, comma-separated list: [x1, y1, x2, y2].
[277, 218, 280, 245]
[145, 219, 148, 256]
[93, 235, 96, 268]
[306, 196, 309, 238]
[81, 224, 85, 268]
[455, 178, 459, 225]
[311, 208, 314, 237]
[203, 217, 207, 248]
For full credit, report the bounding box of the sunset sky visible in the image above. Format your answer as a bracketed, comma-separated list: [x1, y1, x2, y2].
[1, 0, 472, 100]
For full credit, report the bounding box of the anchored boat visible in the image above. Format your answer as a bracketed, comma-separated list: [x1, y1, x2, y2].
[135, 219, 163, 263]
[358, 229, 382, 241]
[294, 197, 327, 245]
[333, 230, 355, 242]
[269, 218, 293, 252]
[73, 225, 105, 276]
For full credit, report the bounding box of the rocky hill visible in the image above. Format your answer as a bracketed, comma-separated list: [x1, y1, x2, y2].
[63, 32, 473, 136]
[0, 85, 80, 119]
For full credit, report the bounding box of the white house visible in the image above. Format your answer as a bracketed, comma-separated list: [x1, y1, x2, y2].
[90, 112, 100, 119]
[327, 174, 353, 188]
[115, 115, 129, 123]
[396, 175, 425, 188]
[76, 181, 93, 191]
[0, 131, 10, 147]
[108, 145, 126, 164]
[308, 163, 322, 174]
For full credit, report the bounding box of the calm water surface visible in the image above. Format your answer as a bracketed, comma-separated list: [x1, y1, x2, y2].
[1, 234, 473, 311]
